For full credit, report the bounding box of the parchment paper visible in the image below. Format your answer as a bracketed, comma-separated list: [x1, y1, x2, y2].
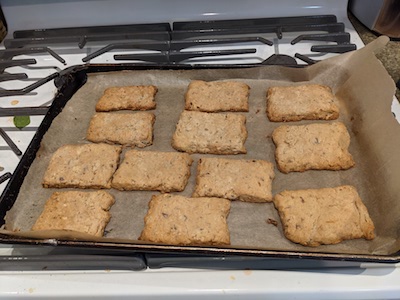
[3, 36, 400, 256]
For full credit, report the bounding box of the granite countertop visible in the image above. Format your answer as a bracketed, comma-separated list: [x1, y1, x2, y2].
[349, 12, 400, 100]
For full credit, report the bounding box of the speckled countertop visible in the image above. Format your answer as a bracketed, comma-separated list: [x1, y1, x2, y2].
[349, 12, 400, 100]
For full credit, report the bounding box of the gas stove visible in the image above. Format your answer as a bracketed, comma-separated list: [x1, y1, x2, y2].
[0, 0, 399, 299]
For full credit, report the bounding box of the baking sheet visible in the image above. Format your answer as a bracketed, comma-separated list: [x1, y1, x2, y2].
[2, 36, 400, 256]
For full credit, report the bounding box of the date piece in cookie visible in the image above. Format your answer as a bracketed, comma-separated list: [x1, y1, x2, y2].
[272, 122, 355, 173]
[139, 194, 231, 245]
[86, 112, 154, 147]
[32, 190, 115, 237]
[95, 85, 157, 112]
[111, 150, 193, 193]
[267, 84, 339, 122]
[273, 185, 375, 247]
[185, 80, 249, 112]
[172, 110, 247, 155]
[193, 157, 275, 202]
[42, 143, 122, 189]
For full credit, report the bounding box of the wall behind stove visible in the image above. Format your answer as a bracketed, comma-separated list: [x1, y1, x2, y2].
[0, 0, 348, 33]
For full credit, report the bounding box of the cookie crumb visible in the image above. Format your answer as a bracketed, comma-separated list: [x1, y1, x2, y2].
[266, 218, 278, 226]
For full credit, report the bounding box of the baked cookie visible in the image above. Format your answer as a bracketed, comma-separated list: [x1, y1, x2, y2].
[86, 112, 155, 147]
[185, 80, 249, 112]
[42, 143, 122, 189]
[272, 122, 355, 173]
[95, 85, 157, 111]
[111, 150, 193, 193]
[193, 157, 275, 202]
[32, 190, 115, 237]
[273, 185, 375, 247]
[172, 110, 247, 155]
[139, 194, 231, 245]
[266, 84, 339, 122]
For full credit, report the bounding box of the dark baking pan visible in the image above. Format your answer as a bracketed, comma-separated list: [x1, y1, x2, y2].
[0, 63, 399, 265]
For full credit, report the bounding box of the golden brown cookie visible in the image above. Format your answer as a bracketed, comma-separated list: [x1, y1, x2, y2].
[272, 122, 355, 173]
[32, 190, 115, 237]
[273, 185, 375, 247]
[193, 157, 275, 202]
[139, 194, 231, 245]
[42, 143, 122, 189]
[172, 110, 247, 155]
[185, 80, 249, 112]
[86, 112, 155, 147]
[95, 85, 157, 111]
[111, 150, 193, 193]
[267, 84, 339, 122]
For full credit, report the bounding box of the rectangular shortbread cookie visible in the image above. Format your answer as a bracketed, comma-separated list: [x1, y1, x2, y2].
[95, 85, 157, 112]
[193, 157, 275, 202]
[273, 185, 375, 247]
[86, 112, 155, 147]
[272, 122, 355, 173]
[42, 143, 122, 189]
[266, 84, 339, 122]
[185, 80, 250, 112]
[32, 191, 115, 237]
[172, 110, 247, 155]
[111, 150, 193, 193]
[139, 194, 231, 245]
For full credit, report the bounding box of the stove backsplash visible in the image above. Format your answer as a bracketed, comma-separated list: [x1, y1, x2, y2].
[0, 0, 349, 34]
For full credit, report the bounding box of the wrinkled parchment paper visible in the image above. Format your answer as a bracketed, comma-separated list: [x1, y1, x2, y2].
[3, 36, 400, 256]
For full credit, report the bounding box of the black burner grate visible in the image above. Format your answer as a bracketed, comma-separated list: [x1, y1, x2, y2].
[2, 14, 356, 67]
[0, 15, 357, 96]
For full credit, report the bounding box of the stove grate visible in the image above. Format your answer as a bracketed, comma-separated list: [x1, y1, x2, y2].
[0, 73, 27, 82]
[0, 72, 59, 97]
[2, 15, 356, 67]
[0, 128, 21, 156]
[0, 172, 11, 185]
[0, 106, 50, 117]
[0, 47, 66, 64]
[0, 59, 36, 72]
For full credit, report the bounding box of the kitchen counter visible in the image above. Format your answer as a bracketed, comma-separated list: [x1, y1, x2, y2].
[349, 12, 400, 100]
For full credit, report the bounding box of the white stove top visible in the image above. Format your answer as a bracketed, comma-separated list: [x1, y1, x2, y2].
[1, 268, 400, 299]
[0, 244, 400, 300]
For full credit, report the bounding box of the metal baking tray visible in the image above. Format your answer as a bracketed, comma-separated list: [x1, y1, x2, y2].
[1, 63, 399, 264]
